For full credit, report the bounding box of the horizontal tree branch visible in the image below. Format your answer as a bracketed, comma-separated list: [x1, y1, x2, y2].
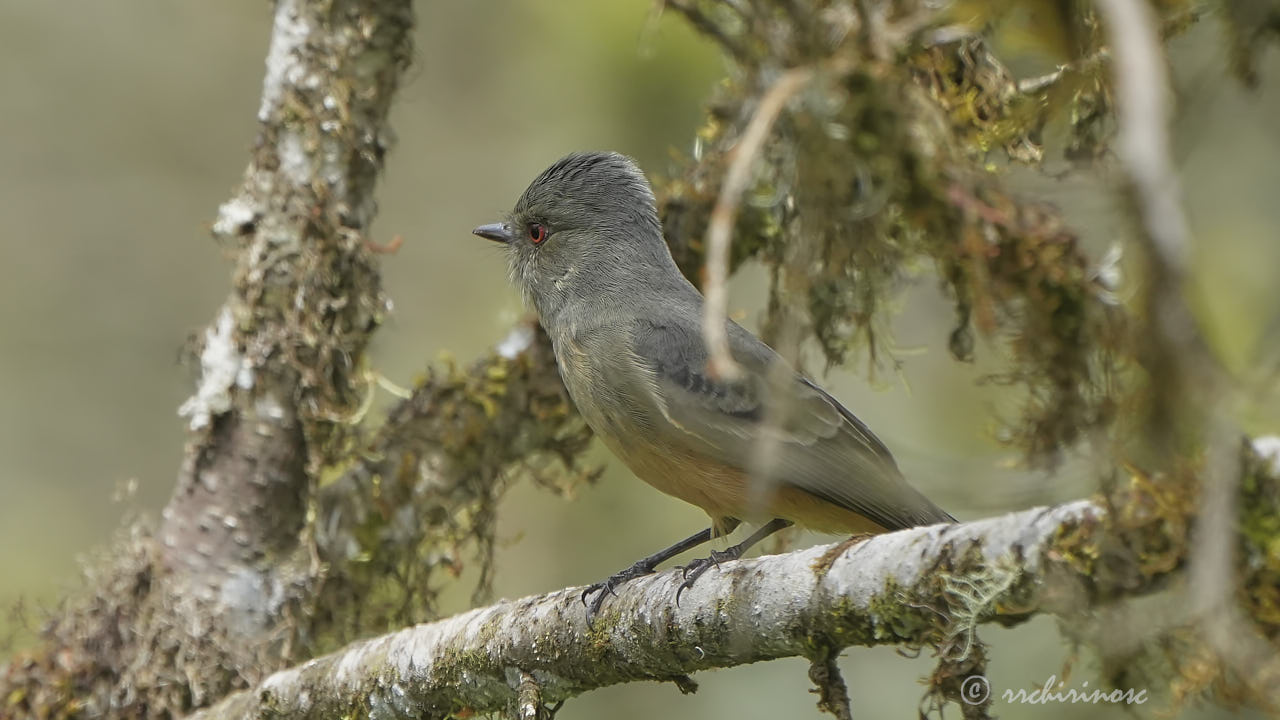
[189, 499, 1155, 719]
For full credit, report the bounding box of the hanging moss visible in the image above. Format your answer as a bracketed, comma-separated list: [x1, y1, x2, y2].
[656, 0, 1130, 468]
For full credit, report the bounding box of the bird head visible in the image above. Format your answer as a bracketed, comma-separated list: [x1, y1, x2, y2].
[473, 151, 677, 319]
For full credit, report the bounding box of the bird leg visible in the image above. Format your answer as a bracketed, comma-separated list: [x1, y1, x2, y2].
[675, 518, 793, 604]
[582, 525, 725, 621]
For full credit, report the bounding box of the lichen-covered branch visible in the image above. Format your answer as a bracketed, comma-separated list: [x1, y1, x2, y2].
[188, 500, 1178, 720]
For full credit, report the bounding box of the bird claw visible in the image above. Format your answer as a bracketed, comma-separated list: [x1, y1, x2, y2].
[673, 549, 737, 605]
[582, 584, 612, 623]
[579, 581, 620, 607]
[581, 561, 658, 624]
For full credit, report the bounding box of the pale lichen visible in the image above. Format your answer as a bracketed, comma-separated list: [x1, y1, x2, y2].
[178, 306, 254, 431]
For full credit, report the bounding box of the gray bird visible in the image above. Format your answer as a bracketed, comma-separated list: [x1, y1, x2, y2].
[473, 151, 954, 614]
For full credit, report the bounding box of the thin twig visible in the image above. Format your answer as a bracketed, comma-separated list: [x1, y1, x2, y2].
[702, 66, 813, 379]
[1098, 0, 1277, 707]
[856, 0, 890, 61]
[517, 670, 542, 720]
[1096, 0, 1190, 277]
[808, 651, 854, 720]
[1015, 48, 1111, 94]
[664, 0, 751, 63]
[1096, 0, 1210, 565]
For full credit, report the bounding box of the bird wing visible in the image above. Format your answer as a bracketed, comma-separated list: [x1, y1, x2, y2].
[631, 315, 954, 531]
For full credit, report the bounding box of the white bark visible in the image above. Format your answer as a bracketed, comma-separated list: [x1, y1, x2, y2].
[189, 500, 1120, 719]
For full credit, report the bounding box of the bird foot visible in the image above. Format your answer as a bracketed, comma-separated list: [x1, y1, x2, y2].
[675, 546, 743, 604]
[581, 560, 659, 624]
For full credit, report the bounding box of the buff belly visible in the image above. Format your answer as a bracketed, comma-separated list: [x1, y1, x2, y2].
[552, 325, 887, 537]
[597, 432, 888, 536]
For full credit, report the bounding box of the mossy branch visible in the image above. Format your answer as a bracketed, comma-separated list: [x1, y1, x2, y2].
[187, 500, 1171, 720]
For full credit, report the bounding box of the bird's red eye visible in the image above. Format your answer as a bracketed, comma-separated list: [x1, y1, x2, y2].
[528, 223, 548, 245]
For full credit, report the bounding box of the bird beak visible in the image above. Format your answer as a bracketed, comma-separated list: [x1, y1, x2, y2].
[472, 222, 515, 244]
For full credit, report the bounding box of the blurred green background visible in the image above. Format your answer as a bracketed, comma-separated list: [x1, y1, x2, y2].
[1, 2, 1277, 718]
